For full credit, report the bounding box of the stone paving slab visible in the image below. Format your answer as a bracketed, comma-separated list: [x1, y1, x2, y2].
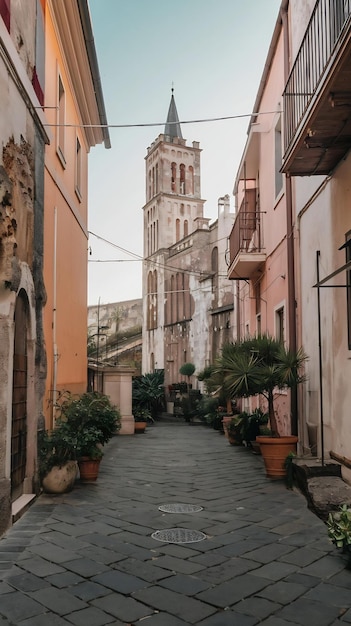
[0, 422, 350, 625]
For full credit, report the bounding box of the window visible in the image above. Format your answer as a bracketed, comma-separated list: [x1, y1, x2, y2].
[176, 218, 180, 241]
[275, 307, 285, 343]
[0, 0, 10, 32]
[171, 162, 176, 192]
[57, 75, 66, 165]
[275, 117, 283, 198]
[188, 166, 194, 194]
[180, 164, 185, 194]
[184, 220, 188, 237]
[75, 137, 82, 200]
[147, 270, 158, 330]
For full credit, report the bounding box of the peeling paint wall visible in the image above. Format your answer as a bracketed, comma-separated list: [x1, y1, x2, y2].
[0, 1, 46, 536]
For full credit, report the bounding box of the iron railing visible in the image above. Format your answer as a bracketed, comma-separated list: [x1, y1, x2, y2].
[283, 0, 351, 151]
[229, 209, 264, 264]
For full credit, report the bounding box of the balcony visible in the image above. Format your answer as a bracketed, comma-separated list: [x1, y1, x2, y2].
[283, 0, 351, 176]
[227, 189, 265, 280]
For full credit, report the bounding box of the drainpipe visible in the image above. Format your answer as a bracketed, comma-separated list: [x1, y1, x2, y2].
[281, 1, 298, 436]
[52, 206, 58, 427]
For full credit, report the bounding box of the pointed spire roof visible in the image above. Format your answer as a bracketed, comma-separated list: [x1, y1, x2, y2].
[164, 89, 183, 140]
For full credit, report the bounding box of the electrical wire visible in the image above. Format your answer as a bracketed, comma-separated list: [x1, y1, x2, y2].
[42, 110, 281, 130]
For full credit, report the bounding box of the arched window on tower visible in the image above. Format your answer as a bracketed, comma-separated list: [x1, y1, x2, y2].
[149, 171, 152, 200]
[184, 273, 191, 320]
[171, 162, 176, 192]
[184, 220, 188, 237]
[155, 163, 158, 194]
[147, 270, 158, 330]
[188, 166, 194, 194]
[147, 272, 152, 329]
[152, 270, 158, 328]
[171, 275, 176, 324]
[211, 247, 219, 305]
[180, 164, 185, 194]
[177, 273, 184, 321]
[176, 218, 180, 241]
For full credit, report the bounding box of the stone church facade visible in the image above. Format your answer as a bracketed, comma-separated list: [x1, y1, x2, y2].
[142, 93, 235, 389]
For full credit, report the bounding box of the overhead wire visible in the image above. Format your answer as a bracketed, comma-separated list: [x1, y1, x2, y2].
[41, 109, 280, 130]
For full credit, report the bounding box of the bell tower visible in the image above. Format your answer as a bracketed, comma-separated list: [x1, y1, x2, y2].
[142, 92, 205, 374]
[143, 90, 205, 254]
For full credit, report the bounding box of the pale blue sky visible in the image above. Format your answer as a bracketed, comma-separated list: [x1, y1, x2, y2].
[87, 0, 281, 306]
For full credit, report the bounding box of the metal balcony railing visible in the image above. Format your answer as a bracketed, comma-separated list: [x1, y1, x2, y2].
[283, 0, 351, 151]
[229, 209, 264, 264]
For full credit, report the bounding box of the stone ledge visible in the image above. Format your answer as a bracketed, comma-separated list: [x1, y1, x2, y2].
[292, 457, 351, 521]
[306, 476, 351, 521]
[12, 494, 36, 523]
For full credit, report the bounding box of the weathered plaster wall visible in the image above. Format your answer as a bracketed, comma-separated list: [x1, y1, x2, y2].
[0, 2, 46, 535]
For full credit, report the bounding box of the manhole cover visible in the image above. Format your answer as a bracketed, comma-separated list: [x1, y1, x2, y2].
[151, 528, 207, 544]
[159, 503, 203, 514]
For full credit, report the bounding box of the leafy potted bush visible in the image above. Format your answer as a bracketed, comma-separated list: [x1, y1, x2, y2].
[57, 391, 121, 482]
[213, 335, 307, 478]
[38, 421, 78, 494]
[327, 504, 351, 569]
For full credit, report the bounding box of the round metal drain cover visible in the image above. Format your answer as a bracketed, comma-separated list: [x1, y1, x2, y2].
[151, 528, 207, 544]
[159, 503, 203, 514]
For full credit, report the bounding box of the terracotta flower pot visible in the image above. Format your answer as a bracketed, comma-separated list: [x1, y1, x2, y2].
[134, 421, 147, 433]
[78, 457, 101, 482]
[256, 435, 298, 479]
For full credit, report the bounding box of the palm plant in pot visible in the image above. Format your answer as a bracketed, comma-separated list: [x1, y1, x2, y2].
[213, 334, 307, 478]
[132, 370, 165, 422]
[57, 391, 121, 482]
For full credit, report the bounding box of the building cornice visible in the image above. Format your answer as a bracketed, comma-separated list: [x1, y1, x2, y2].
[48, 0, 110, 149]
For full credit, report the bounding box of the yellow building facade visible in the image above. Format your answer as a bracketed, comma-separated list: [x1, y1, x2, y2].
[43, 0, 110, 427]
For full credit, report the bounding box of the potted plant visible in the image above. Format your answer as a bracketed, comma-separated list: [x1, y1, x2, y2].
[213, 335, 307, 478]
[244, 408, 269, 453]
[57, 391, 121, 482]
[133, 407, 153, 433]
[132, 370, 165, 421]
[38, 421, 78, 494]
[327, 504, 351, 569]
[179, 362, 195, 393]
[227, 413, 247, 446]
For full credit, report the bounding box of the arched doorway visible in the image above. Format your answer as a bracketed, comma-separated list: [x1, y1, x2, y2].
[11, 290, 29, 501]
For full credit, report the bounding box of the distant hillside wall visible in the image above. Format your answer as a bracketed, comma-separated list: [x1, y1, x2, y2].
[88, 299, 143, 338]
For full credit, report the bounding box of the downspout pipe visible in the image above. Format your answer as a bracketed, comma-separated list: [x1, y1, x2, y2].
[281, 1, 298, 436]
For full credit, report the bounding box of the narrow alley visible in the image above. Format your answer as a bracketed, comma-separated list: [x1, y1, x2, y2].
[0, 422, 350, 626]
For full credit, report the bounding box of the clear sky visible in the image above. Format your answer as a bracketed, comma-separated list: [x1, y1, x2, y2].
[87, 0, 281, 307]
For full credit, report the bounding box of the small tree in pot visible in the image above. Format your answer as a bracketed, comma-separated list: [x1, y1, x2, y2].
[179, 362, 195, 393]
[213, 335, 307, 478]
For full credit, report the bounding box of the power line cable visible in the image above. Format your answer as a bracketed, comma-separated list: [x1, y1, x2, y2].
[42, 109, 281, 130]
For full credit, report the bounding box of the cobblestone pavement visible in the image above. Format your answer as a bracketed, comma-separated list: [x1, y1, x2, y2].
[0, 421, 350, 625]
